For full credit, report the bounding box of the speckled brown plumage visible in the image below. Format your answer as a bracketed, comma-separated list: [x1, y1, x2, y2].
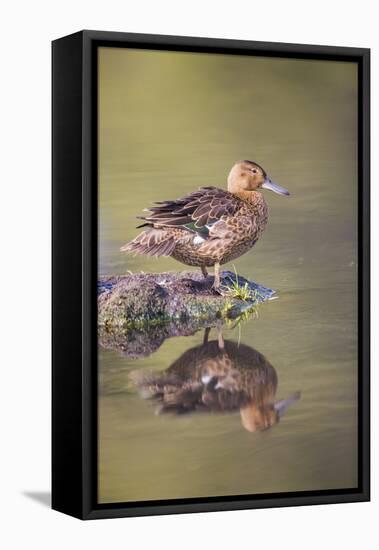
[130, 328, 300, 432]
[121, 160, 290, 290]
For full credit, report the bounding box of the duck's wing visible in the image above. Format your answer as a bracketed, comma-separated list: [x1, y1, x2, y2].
[137, 187, 242, 234]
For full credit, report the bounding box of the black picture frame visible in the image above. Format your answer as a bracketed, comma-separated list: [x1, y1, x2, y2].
[52, 30, 370, 520]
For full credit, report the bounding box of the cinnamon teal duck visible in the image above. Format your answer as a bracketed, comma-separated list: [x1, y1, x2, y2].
[121, 160, 290, 291]
[130, 327, 300, 432]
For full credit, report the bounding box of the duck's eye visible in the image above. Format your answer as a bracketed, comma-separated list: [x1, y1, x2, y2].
[251, 168, 257, 174]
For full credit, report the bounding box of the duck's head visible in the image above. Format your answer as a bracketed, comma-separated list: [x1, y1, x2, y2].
[227, 160, 290, 197]
[239, 391, 301, 432]
[240, 403, 279, 432]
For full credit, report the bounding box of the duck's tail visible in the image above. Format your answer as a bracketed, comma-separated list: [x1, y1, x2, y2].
[120, 228, 177, 257]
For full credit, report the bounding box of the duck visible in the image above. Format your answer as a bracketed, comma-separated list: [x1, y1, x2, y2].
[130, 327, 300, 432]
[121, 160, 290, 291]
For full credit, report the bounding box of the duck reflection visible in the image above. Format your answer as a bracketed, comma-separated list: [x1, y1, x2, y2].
[131, 327, 300, 432]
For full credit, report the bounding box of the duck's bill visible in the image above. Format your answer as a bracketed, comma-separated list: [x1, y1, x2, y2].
[262, 178, 290, 196]
[274, 391, 301, 418]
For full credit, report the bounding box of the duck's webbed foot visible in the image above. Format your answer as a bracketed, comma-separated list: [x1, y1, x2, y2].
[212, 285, 223, 295]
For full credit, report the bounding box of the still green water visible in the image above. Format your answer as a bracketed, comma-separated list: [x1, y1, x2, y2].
[98, 47, 358, 503]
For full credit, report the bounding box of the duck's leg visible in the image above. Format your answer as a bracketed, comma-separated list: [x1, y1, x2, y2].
[201, 266, 209, 279]
[203, 326, 211, 344]
[212, 262, 221, 292]
[216, 323, 225, 350]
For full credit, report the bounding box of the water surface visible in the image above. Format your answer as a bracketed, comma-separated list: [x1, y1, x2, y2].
[98, 48, 358, 503]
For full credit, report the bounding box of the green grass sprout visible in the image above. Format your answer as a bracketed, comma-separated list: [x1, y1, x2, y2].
[221, 265, 263, 303]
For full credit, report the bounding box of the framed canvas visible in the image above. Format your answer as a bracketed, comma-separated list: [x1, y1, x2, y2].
[52, 30, 370, 520]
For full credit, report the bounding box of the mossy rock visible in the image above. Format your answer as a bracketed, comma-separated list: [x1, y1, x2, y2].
[98, 270, 274, 335]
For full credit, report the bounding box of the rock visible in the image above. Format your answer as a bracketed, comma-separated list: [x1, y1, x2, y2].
[98, 271, 274, 356]
[98, 318, 215, 359]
